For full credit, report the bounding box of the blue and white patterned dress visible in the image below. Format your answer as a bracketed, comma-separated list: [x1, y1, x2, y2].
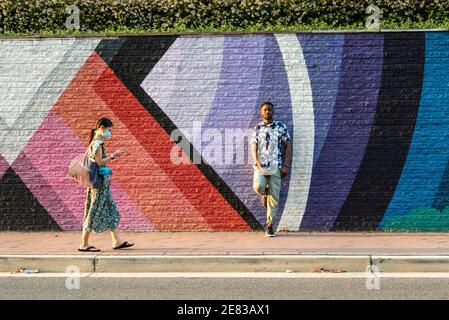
[83, 139, 120, 233]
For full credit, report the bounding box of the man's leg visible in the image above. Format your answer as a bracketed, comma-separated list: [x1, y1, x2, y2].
[253, 169, 269, 209]
[266, 169, 281, 232]
[253, 170, 268, 196]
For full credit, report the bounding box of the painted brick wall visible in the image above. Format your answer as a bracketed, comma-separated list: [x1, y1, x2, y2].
[1, 32, 449, 232]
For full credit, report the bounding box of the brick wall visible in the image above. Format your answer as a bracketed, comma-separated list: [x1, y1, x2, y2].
[1, 32, 448, 232]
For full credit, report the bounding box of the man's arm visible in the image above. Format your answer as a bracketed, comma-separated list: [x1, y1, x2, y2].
[250, 126, 261, 169]
[281, 141, 292, 178]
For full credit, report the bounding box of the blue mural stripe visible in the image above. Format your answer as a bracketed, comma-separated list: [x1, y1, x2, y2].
[433, 159, 449, 212]
[333, 32, 425, 231]
[379, 32, 449, 229]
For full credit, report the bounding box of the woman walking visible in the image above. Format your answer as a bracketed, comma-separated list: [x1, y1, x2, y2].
[79, 117, 134, 252]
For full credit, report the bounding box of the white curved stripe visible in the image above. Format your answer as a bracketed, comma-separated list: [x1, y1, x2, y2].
[141, 36, 225, 138]
[275, 34, 314, 231]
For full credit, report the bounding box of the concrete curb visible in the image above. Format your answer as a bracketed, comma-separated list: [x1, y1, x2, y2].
[0, 255, 96, 273]
[95, 255, 369, 273]
[372, 256, 449, 273]
[2, 255, 449, 273]
[0, 255, 368, 273]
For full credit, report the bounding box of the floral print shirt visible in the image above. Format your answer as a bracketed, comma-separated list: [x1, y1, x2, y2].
[250, 120, 291, 173]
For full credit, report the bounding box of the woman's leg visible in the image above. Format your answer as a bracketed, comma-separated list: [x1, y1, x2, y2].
[111, 229, 134, 249]
[80, 229, 91, 248]
[111, 229, 121, 248]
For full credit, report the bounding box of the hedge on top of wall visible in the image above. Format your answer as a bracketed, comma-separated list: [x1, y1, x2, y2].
[0, 0, 448, 34]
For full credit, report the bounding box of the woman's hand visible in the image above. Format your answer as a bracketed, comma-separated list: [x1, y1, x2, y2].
[112, 147, 128, 159]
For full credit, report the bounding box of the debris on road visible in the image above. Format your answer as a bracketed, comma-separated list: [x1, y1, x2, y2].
[311, 267, 343, 273]
[10, 267, 39, 274]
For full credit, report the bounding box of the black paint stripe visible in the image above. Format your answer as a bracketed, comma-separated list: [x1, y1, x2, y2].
[0, 167, 61, 231]
[95, 37, 263, 230]
[331, 32, 425, 231]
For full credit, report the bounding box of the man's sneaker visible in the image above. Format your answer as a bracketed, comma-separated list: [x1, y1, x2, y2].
[266, 224, 276, 237]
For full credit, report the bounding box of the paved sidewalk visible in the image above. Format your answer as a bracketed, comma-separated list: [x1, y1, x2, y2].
[1, 231, 449, 255]
[2, 232, 449, 273]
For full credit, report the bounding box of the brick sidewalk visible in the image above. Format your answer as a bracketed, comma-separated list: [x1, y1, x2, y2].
[1, 232, 449, 255]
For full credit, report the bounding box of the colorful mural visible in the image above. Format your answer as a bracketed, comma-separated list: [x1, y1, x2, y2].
[1, 32, 448, 231]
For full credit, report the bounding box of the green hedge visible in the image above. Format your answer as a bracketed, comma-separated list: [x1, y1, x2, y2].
[1, 0, 448, 34]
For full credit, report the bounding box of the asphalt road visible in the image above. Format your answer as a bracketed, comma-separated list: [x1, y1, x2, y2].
[1, 273, 449, 300]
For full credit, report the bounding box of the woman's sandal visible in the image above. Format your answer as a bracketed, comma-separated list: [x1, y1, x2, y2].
[113, 241, 134, 250]
[78, 246, 101, 252]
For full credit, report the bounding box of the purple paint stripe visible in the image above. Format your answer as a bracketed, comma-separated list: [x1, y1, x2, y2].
[202, 35, 266, 130]
[256, 35, 293, 229]
[200, 35, 267, 225]
[300, 34, 384, 231]
[201, 35, 294, 227]
[297, 34, 345, 165]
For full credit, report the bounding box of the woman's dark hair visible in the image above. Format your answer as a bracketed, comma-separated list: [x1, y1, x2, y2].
[89, 117, 113, 144]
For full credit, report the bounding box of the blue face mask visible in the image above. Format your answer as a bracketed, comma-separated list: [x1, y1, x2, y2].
[102, 129, 111, 140]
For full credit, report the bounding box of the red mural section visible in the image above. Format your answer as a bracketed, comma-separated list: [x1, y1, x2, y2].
[53, 53, 251, 230]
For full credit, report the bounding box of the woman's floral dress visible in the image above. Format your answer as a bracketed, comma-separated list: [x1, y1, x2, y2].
[83, 139, 120, 232]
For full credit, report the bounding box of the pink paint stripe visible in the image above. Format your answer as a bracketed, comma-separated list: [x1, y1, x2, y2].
[111, 181, 154, 231]
[19, 110, 154, 231]
[0, 154, 8, 180]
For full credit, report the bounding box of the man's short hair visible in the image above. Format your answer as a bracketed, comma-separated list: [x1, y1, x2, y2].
[259, 101, 274, 110]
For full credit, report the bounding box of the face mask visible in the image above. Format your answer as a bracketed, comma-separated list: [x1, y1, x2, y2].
[102, 129, 111, 140]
